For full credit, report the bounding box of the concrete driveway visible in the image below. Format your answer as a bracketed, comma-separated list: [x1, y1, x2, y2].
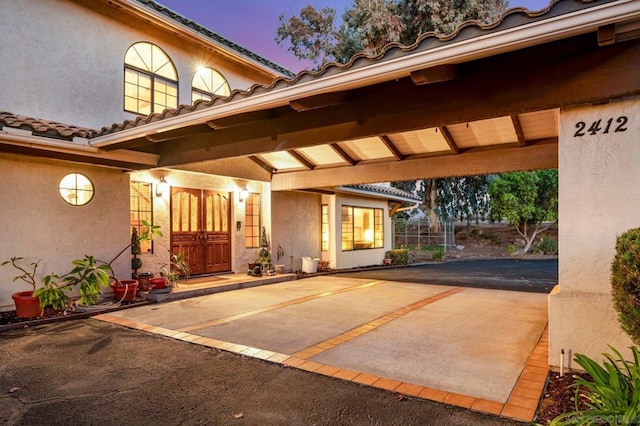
[96, 275, 549, 422]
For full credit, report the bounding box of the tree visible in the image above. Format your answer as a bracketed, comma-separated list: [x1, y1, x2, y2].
[276, 0, 508, 69]
[488, 170, 558, 254]
[437, 175, 491, 229]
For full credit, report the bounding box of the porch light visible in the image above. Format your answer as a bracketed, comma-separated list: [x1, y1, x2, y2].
[156, 177, 169, 197]
[239, 185, 249, 202]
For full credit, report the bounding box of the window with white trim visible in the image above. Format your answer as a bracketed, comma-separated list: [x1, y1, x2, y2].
[192, 67, 231, 104]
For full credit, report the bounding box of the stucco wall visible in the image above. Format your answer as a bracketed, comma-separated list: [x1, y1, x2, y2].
[129, 170, 269, 275]
[0, 153, 129, 312]
[271, 192, 321, 272]
[0, 0, 275, 129]
[549, 97, 637, 367]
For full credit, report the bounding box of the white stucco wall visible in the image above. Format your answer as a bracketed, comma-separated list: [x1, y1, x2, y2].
[271, 191, 321, 272]
[549, 97, 638, 368]
[0, 153, 129, 312]
[129, 170, 269, 275]
[0, 0, 276, 129]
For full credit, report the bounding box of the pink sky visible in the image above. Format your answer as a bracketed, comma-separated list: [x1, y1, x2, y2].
[157, 0, 552, 72]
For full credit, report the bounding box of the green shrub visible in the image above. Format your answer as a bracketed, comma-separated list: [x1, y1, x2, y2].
[478, 231, 502, 245]
[538, 236, 558, 255]
[507, 244, 516, 255]
[432, 248, 444, 260]
[386, 249, 409, 266]
[551, 346, 640, 425]
[611, 228, 640, 345]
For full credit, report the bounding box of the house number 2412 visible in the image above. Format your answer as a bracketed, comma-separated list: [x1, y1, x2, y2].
[574, 116, 628, 137]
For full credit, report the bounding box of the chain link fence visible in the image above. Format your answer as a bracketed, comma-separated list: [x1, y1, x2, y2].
[392, 218, 455, 250]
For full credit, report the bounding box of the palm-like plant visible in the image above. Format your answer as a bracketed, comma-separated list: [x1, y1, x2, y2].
[551, 346, 640, 425]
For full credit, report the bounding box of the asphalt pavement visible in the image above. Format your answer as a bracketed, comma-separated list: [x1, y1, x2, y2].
[333, 259, 558, 293]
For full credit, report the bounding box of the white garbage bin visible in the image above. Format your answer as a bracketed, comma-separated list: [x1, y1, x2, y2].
[301, 257, 319, 273]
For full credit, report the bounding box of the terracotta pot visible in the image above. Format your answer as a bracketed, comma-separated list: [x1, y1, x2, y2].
[135, 273, 154, 292]
[149, 277, 167, 290]
[12, 291, 44, 318]
[110, 280, 138, 302]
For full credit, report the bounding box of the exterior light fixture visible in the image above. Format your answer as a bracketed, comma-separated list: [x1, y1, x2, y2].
[156, 176, 169, 197]
[239, 185, 249, 202]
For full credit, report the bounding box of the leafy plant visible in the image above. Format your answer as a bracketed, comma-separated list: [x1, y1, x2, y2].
[160, 250, 190, 287]
[611, 228, 640, 345]
[538, 236, 558, 255]
[1, 257, 39, 291]
[432, 248, 444, 260]
[255, 227, 271, 265]
[551, 346, 640, 425]
[33, 273, 70, 310]
[386, 249, 409, 265]
[64, 255, 111, 305]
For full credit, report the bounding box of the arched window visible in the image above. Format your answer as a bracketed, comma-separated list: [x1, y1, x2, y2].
[124, 42, 178, 115]
[192, 67, 230, 104]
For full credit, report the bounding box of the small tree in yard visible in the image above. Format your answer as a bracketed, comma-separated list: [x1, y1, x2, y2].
[488, 170, 558, 254]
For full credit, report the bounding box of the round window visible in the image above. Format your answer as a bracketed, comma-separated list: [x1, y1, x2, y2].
[59, 173, 94, 206]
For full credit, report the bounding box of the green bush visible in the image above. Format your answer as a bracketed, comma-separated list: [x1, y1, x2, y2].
[551, 346, 640, 425]
[611, 228, 640, 345]
[478, 231, 502, 245]
[386, 249, 409, 266]
[432, 248, 444, 260]
[507, 244, 516, 255]
[538, 236, 557, 255]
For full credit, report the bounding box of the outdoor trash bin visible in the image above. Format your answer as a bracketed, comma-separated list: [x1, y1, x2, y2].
[301, 257, 319, 273]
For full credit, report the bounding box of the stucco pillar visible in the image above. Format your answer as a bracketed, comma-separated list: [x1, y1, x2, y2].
[549, 97, 638, 368]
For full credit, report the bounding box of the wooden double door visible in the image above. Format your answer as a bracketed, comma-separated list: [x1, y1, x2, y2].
[171, 187, 231, 275]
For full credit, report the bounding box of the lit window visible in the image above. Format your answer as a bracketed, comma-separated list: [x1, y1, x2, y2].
[59, 173, 94, 206]
[321, 204, 329, 251]
[192, 67, 230, 104]
[130, 181, 153, 253]
[124, 42, 177, 115]
[341, 206, 384, 251]
[245, 193, 260, 248]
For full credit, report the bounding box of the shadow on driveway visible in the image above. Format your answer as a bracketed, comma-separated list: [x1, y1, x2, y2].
[333, 259, 558, 293]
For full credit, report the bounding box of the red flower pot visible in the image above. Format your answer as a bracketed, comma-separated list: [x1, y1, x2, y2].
[149, 277, 167, 290]
[12, 291, 43, 318]
[110, 280, 138, 302]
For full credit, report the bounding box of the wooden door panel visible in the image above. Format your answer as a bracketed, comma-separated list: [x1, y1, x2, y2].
[171, 188, 232, 276]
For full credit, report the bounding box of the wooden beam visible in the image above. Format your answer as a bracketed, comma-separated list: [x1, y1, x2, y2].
[248, 156, 275, 174]
[598, 24, 616, 47]
[289, 91, 349, 112]
[207, 109, 280, 130]
[329, 143, 358, 166]
[379, 135, 405, 160]
[271, 139, 557, 191]
[287, 150, 315, 170]
[511, 115, 527, 147]
[438, 126, 459, 154]
[410, 64, 457, 85]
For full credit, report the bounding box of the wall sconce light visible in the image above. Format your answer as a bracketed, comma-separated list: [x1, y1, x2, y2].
[156, 176, 169, 197]
[239, 185, 249, 202]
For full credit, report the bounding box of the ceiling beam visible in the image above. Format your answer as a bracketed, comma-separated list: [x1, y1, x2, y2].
[287, 150, 315, 170]
[511, 115, 527, 147]
[248, 155, 275, 174]
[206, 109, 281, 130]
[329, 143, 358, 166]
[410, 64, 457, 85]
[272, 139, 557, 191]
[438, 126, 459, 154]
[379, 136, 405, 160]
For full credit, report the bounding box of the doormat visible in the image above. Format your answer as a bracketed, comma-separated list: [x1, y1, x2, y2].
[177, 276, 227, 285]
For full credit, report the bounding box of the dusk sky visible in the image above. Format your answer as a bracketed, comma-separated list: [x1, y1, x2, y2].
[157, 0, 552, 72]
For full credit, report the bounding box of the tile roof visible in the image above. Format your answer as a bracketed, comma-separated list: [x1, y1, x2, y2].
[0, 112, 93, 140]
[135, 0, 295, 79]
[91, 0, 587, 137]
[1, 0, 601, 141]
[344, 184, 422, 202]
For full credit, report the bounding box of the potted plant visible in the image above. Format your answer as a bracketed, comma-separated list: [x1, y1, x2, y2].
[2, 257, 70, 318]
[150, 250, 190, 291]
[130, 227, 154, 292]
[248, 227, 272, 277]
[64, 220, 162, 305]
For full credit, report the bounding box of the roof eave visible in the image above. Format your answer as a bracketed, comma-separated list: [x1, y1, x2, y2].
[336, 186, 421, 203]
[91, 0, 640, 148]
